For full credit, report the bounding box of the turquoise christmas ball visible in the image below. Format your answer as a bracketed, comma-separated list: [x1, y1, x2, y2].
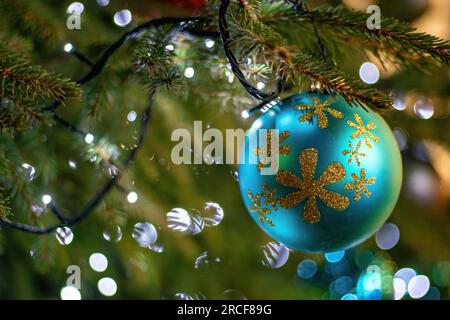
[238, 92, 402, 253]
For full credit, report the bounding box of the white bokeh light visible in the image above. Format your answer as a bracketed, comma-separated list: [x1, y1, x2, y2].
[375, 223, 400, 250]
[359, 62, 380, 84]
[42, 194, 52, 205]
[21, 163, 36, 181]
[205, 39, 215, 48]
[67, 2, 84, 14]
[114, 9, 132, 27]
[60, 286, 81, 300]
[393, 278, 407, 300]
[84, 133, 94, 144]
[414, 97, 434, 119]
[89, 253, 108, 272]
[68, 160, 77, 169]
[55, 227, 74, 245]
[395, 268, 417, 286]
[64, 43, 74, 53]
[97, 0, 110, 6]
[408, 275, 430, 299]
[257, 82, 265, 90]
[127, 111, 137, 122]
[165, 44, 174, 51]
[393, 99, 407, 111]
[241, 110, 250, 119]
[127, 191, 138, 203]
[98, 277, 117, 297]
[184, 67, 195, 78]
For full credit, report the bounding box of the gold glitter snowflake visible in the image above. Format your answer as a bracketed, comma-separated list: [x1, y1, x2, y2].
[345, 168, 376, 201]
[347, 114, 379, 149]
[275, 148, 349, 224]
[342, 140, 367, 166]
[296, 98, 344, 129]
[248, 191, 274, 227]
[261, 183, 279, 210]
[255, 130, 291, 172]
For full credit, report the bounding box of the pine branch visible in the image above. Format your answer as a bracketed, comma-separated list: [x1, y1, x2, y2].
[293, 52, 393, 110]
[0, 195, 11, 222]
[0, 0, 63, 43]
[262, 3, 450, 66]
[133, 34, 186, 94]
[0, 98, 51, 135]
[227, 2, 392, 110]
[0, 44, 81, 104]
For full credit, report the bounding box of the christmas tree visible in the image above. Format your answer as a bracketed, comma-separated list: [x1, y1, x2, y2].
[0, 0, 449, 300]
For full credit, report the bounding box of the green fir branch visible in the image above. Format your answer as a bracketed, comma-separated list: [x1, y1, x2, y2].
[0, 98, 51, 135]
[0, 195, 11, 221]
[0, 44, 81, 103]
[0, 0, 63, 43]
[133, 34, 185, 94]
[293, 52, 393, 110]
[262, 3, 450, 66]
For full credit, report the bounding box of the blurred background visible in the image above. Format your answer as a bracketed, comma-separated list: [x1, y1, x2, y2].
[0, 0, 449, 300]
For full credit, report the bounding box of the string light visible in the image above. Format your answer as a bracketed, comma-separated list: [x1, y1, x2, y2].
[127, 191, 138, 203]
[127, 111, 137, 122]
[84, 133, 94, 144]
[68, 160, 77, 169]
[184, 67, 195, 78]
[42, 195, 52, 205]
[64, 43, 74, 53]
[256, 82, 265, 90]
[204, 39, 215, 48]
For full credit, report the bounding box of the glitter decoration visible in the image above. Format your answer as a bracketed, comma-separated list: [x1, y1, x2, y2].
[260, 183, 278, 210]
[276, 148, 349, 224]
[255, 130, 291, 172]
[342, 140, 367, 166]
[345, 169, 376, 201]
[247, 191, 274, 227]
[347, 114, 379, 149]
[296, 98, 343, 129]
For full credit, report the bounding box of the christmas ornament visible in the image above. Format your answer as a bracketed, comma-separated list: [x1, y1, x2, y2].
[238, 92, 402, 253]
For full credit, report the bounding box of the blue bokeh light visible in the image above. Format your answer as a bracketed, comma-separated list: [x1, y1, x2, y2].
[297, 259, 318, 279]
[325, 250, 345, 263]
